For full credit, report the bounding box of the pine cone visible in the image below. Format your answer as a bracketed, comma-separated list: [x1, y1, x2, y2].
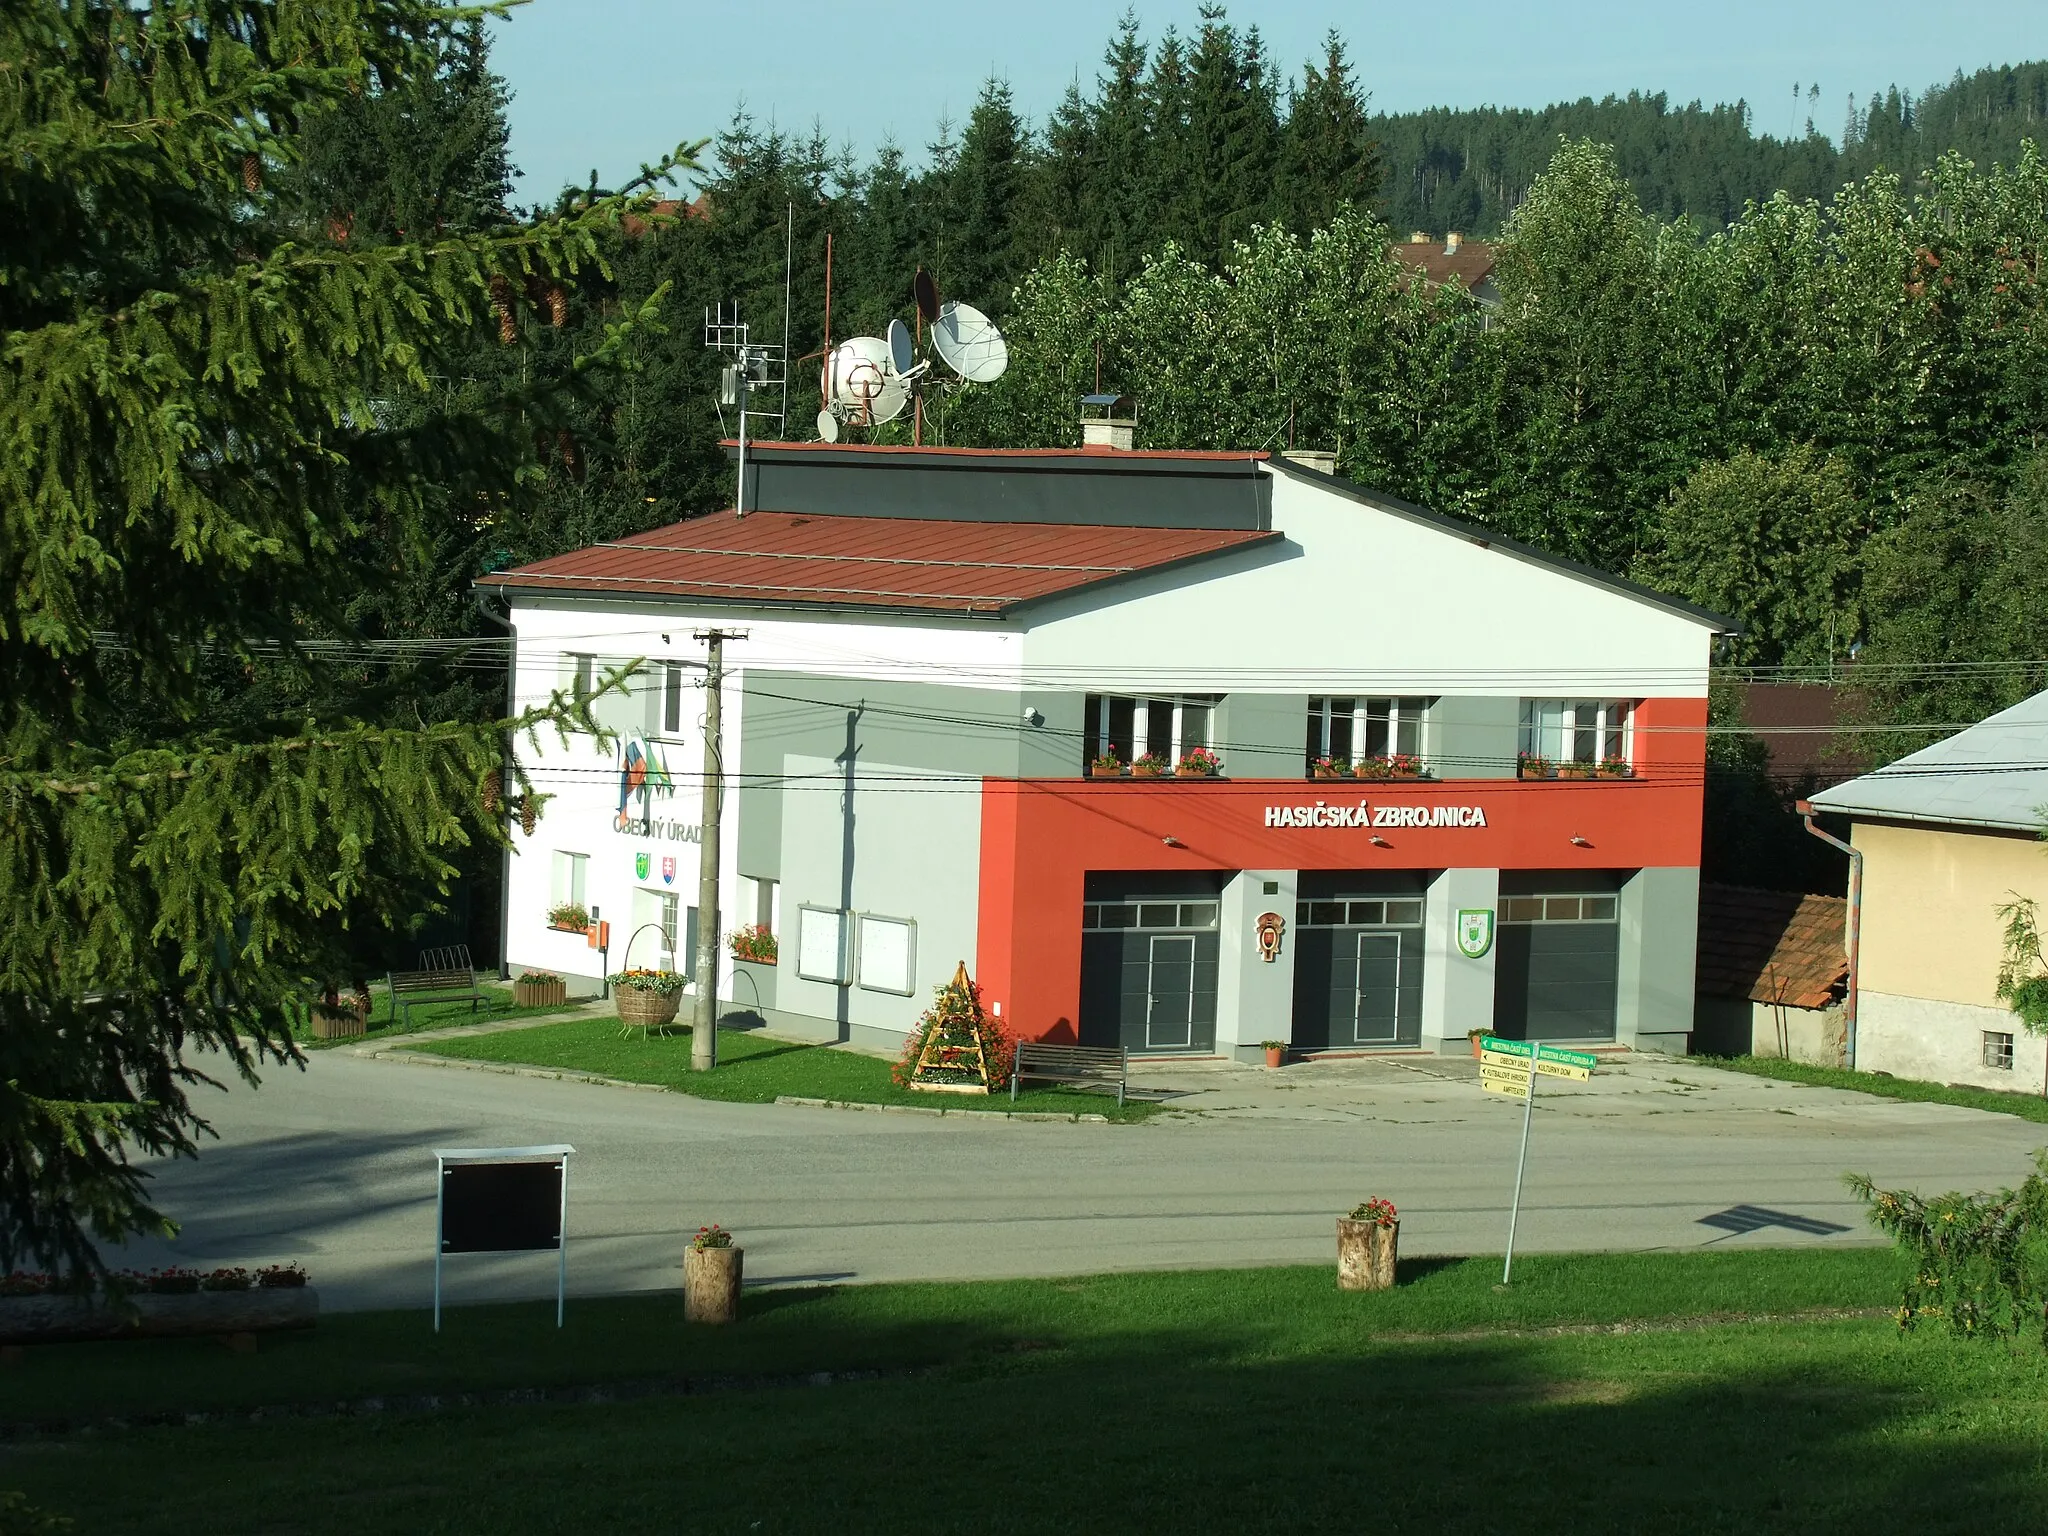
[480, 773, 501, 814]
[490, 275, 516, 344]
[518, 796, 538, 836]
[547, 283, 568, 327]
[242, 154, 262, 194]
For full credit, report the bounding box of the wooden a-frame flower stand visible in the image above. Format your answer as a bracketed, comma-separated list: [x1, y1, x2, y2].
[908, 961, 995, 1095]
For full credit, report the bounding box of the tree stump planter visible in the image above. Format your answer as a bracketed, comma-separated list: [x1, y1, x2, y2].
[0, 1286, 318, 1345]
[615, 987, 680, 1032]
[683, 1247, 743, 1324]
[310, 1005, 365, 1041]
[514, 976, 568, 1009]
[1337, 1219, 1399, 1292]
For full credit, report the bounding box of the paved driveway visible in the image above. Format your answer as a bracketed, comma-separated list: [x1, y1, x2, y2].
[111, 1046, 2048, 1311]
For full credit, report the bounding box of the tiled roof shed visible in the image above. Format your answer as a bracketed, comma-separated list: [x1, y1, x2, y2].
[1695, 883, 1848, 1011]
[481, 509, 1280, 617]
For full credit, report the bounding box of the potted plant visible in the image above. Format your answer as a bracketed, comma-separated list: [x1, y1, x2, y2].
[1354, 755, 1393, 781]
[729, 924, 778, 964]
[1556, 759, 1594, 780]
[1597, 755, 1632, 779]
[1467, 1026, 1488, 1059]
[1337, 1197, 1399, 1292]
[513, 970, 568, 1008]
[683, 1224, 743, 1324]
[1388, 753, 1424, 780]
[1312, 756, 1345, 780]
[1516, 754, 1552, 781]
[1131, 752, 1170, 778]
[610, 967, 685, 1031]
[1261, 1039, 1287, 1068]
[308, 979, 368, 1041]
[548, 902, 590, 933]
[1177, 747, 1223, 778]
[1088, 753, 1125, 779]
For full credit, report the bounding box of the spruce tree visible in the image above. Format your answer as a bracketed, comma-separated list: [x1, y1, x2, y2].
[1279, 32, 1381, 230]
[0, 0, 690, 1275]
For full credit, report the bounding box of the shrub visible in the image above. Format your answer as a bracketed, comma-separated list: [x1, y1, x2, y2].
[255, 1264, 309, 1289]
[1849, 1150, 2048, 1345]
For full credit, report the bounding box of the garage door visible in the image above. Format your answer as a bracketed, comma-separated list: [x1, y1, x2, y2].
[1493, 891, 1619, 1042]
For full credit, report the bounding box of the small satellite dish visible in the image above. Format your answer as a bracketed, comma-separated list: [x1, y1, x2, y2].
[931, 300, 1009, 384]
[868, 374, 910, 425]
[886, 318, 916, 375]
[913, 268, 941, 324]
[823, 336, 894, 422]
[816, 409, 840, 443]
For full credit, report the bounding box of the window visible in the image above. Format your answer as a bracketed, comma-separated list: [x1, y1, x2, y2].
[1083, 695, 1216, 767]
[630, 888, 697, 976]
[1306, 697, 1429, 771]
[1520, 700, 1632, 765]
[562, 652, 595, 698]
[1500, 894, 1617, 924]
[1984, 1031, 2016, 1071]
[1296, 899, 1425, 928]
[550, 851, 588, 909]
[1082, 900, 1219, 931]
[652, 659, 686, 736]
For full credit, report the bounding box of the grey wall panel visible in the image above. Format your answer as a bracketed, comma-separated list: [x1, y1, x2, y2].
[1219, 693, 1313, 779]
[1618, 865, 1701, 1048]
[1430, 695, 1521, 780]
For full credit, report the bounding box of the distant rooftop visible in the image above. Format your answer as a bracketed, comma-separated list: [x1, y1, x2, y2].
[1696, 884, 1848, 1010]
[1809, 689, 2048, 832]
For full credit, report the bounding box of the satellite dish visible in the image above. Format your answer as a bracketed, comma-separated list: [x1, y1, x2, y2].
[886, 317, 916, 375]
[823, 336, 894, 422]
[868, 374, 910, 425]
[816, 409, 840, 443]
[931, 300, 1009, 384]
[913, 268, 941, 324]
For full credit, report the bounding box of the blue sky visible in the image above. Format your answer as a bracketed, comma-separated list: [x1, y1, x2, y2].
[489, 1, 2046, 199]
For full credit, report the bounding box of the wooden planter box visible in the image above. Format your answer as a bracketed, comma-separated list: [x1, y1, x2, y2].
[1337, 1219, 1399, 1292]
[310, 1006, 365, 1041]
[0, 1286, 318, 1345]
[683, 1247, 743, 1324]
[513, 976, 569, 1009]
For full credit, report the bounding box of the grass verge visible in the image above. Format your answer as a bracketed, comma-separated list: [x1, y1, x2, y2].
[1701, 1053, 2048, 1125]
[291, 983, 589, 1050]
[404, 1016, 1155, 1119]
[15, 1249, 2048, 1535]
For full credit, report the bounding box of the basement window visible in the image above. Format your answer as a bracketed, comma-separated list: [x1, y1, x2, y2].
[1984, 1031, 2016, 1071]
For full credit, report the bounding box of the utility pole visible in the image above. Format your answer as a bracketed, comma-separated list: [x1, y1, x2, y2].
[691, 628, 745, 1070]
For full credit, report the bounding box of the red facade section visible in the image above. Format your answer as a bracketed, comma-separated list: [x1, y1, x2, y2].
[975, 697, 1708, 1044]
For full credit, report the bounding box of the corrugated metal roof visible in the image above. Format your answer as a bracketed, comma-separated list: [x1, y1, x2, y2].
[1696, 884, 1847, 1010]
[484, 511, 1279, 615]
[1809, 689, 2048, 832]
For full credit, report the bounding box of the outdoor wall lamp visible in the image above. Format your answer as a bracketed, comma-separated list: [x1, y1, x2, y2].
[1570, 835, 1593, 847]
[1162, 836, 1186, 848]
[1369, 834, 1391, 848]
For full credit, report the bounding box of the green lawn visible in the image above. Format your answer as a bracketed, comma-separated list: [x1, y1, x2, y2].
[10, 1250, 2048, 1533]
[289, 982, 587, 1050]
[1702, 1053, 2048, 1125]
[405, 1016, 1157, 1120]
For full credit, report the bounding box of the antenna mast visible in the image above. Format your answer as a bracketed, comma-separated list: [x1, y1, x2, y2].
[705, 302, 785, 518]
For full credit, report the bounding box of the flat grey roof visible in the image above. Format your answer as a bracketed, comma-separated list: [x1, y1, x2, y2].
[1810, 689, 2048, 833]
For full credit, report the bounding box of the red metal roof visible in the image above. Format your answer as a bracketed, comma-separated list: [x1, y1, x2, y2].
[486, 511, 1278, 615]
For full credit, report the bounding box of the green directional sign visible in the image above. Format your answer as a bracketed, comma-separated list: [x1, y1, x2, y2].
[1478, 1036, 1599, 1070]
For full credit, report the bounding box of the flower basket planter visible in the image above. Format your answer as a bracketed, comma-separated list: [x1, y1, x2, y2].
[513, 976, 568, 1009]
[548, 921, 589, 935]
[0, 1286, 319, 1345]
[1337, 1219, 1399, 1292]
[1556, 763, 1594, 781]
[309, 1005, 365, 1041]
[1131, 764, 1167, 778]
[1516, 759, 1552, 781]
[616, 987, 680, 1031]
[683, 1246, 743, 1324]
[1313, 766, 1345, 780]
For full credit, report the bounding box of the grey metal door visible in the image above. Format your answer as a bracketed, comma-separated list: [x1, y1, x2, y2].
[1352, 932, 1402, 1045]
[1146, 935, 1196, 1049]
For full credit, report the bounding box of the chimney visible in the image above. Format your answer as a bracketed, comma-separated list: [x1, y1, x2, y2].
[1080, 393, 1136, 451]
[1283, 449, 1338, 475]
[1444, 232, 1463, 255]
[1408, 230, 1431, 244]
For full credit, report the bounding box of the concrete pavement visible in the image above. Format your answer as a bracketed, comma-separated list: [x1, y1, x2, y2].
[109, 1040, 2048, 1311]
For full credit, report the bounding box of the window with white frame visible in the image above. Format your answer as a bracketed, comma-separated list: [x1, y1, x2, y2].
[1083, 695, 1216, 768]
[1519, 700, 1633, 765]
[1305, 697, 1430, 771]
[550, 851, 588, 909]
[1984, 1030, 2016, 1071]
[646, 659, 687, 737]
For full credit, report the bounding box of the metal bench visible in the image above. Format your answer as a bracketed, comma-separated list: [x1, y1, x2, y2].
[1010, 1042, 1129, 1106]
[385, 948, 485, 1028]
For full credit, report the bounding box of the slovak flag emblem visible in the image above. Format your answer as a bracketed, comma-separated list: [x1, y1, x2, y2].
[661, 856, 676, 886]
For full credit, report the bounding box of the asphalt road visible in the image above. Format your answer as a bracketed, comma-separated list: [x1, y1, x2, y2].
[106, 1046, 2048, 1312]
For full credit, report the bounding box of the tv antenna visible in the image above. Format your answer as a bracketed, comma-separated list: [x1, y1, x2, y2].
[705, 302, 786, 517]
[813, 266, 1007, 446]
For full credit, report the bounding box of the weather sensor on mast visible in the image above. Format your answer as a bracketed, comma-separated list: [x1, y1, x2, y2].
[705, 302, 786, 516]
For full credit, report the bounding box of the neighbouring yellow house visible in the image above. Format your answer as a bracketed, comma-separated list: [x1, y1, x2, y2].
[1810, 691, 2048, 1093]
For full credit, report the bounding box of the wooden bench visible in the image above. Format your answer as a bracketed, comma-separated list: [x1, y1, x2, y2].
[1010, 1042, 1129, 1106]
[385, 950, 485, 1028]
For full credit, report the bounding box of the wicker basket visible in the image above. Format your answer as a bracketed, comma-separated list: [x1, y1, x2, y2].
[616, 986, 680, 1031]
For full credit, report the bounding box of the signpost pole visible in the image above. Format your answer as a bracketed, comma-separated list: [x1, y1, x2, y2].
[1502, 1043, 1542, 1285]
[434, 1155, 445, 1334]
[556, 1152, 569, 1329]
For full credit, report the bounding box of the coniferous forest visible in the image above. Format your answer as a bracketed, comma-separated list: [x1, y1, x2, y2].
[278, 9, 2048, 914]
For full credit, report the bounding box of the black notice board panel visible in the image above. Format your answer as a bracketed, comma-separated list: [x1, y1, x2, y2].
[441, 1161, 563, 1253]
